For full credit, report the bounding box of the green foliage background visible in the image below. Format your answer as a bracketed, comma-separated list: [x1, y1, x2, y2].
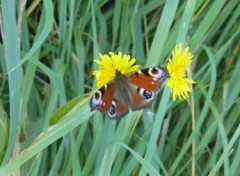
[0, 0, 239, 175]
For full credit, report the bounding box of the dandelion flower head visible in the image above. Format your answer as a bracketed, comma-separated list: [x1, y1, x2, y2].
[93, 52, 140, 89]
[166, 43, 195, 101]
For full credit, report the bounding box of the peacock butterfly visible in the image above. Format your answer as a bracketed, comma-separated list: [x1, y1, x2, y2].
[89, 67, 168, 119]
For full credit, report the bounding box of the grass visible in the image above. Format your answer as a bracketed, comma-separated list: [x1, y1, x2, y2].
[0, 0, 240, 175]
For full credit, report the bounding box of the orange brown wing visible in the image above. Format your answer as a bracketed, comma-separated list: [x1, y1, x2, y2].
[127, 67, 167, 110]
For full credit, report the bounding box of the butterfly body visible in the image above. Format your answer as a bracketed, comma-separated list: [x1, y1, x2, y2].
[90, 67, 167, 119]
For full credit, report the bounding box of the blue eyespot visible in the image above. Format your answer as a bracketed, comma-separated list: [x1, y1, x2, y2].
[109, 104, 116, 115]
[143, 90, 152, 99]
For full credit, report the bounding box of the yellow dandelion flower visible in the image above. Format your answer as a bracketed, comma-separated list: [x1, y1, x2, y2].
[166, 43, 195, 101]
[93, 52, 140, 88]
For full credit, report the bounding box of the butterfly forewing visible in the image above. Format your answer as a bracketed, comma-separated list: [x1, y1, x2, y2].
[89, 83, 115, 112]
[128, 67, 167, 90]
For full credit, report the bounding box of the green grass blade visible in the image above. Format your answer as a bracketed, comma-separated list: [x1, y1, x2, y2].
[146, 0, 180, 66]
[9, 0, 53, 73]
[0, 100, 92, 175]
[209, 125, 240, 176]
[170, 45, 217, 174]
[1, 0, 21, 164]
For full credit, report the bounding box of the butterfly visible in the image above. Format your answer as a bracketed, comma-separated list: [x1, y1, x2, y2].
[89, 67, 168, 119]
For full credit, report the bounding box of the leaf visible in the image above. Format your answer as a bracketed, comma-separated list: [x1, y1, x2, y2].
[49, 95, 88, 125]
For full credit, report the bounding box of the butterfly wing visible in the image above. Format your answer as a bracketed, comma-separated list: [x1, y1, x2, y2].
[89, 82, 129, 119]
[107, 93, 129, 119]
[127, 67, 167, 110]
[90, 67, 167, 119]
[89, 83, 115, 114]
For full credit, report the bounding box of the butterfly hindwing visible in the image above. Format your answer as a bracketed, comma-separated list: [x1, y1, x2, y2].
[107, 96, 129, 119]
[129, 87, 155, 110]
[89, 82, 129, 119]
[127, 67, 167, 110]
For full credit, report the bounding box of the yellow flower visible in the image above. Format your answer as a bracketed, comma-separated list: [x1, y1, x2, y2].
[93, 52, 140, 88]
[166, 43, 195, 101]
